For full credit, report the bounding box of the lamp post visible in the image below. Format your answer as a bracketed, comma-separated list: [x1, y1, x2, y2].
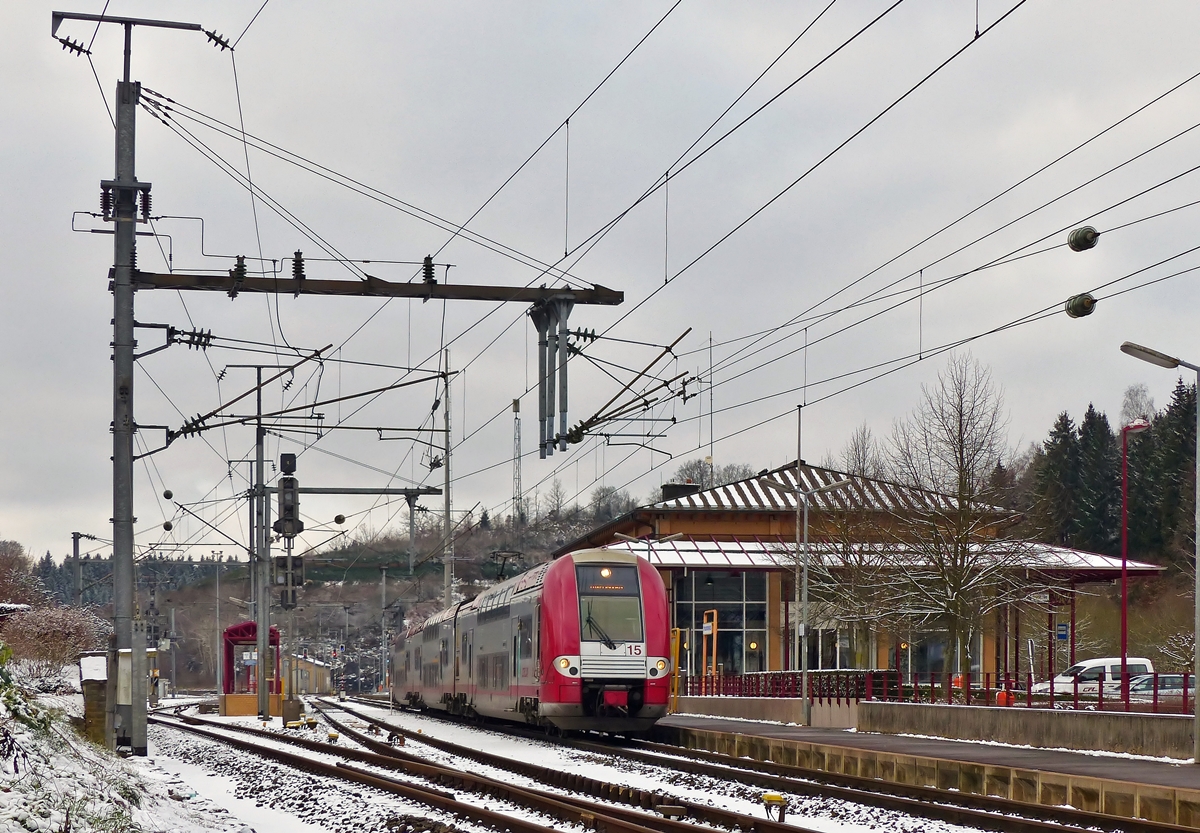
[1120, 340, 1200, 762]
[764, 470, 852, 725]
[1120, 418, 1149, 704]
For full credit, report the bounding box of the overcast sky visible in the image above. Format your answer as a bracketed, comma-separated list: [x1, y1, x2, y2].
[6, 1, 1200, 563]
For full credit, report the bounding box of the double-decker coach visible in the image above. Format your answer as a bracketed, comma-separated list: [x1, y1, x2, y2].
[394, 548, 670, 733]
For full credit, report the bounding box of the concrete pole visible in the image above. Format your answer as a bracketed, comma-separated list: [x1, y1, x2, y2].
[443, 351, 453, 608]
[169, 608, 176, 697]
[380, 567, 388, 692]
[406, 494, 418, 576]
[110, 21, 147, 755]
[72, 533, 82, 607]
[255, 369, 271, 719]
[215, 561, 222, 694]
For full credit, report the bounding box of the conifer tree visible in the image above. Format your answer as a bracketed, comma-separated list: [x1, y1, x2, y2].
[1033, 412, 1080, 546]
[1075, 405, 1119, 555]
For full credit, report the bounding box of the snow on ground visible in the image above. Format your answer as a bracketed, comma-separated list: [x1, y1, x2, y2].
[0, 667, 990, 833]
[147, 722, 485, 833]
[0, 692, 238, 832]
[345, 703, 987, 833]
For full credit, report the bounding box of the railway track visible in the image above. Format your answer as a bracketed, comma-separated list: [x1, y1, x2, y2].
[337, 696, 1189, 833]
[150, 709, 760, 833]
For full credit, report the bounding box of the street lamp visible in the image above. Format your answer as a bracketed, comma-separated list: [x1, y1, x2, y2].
[764, 472, 852, 725]
[1120, 418, 1149, 704]
[1121, 340, 1200, 762]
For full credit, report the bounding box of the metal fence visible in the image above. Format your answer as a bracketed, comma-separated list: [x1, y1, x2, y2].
[678, 669, 1196, 714]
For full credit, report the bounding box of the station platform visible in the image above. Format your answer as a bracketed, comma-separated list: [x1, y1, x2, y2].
[662, 714, 1200, 788]
[655, 714, 1200, 826]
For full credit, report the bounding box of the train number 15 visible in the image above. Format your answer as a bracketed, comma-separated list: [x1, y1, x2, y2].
[625, 644, 643, 656]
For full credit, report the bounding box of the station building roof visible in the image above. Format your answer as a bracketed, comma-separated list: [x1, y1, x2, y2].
[553, 461, 1164, 584]
[599, 537, 1162, 584]
[649, 461, 991, 515]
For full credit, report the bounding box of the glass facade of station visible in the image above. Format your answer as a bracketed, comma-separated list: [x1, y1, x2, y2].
[673, 570, 768, 676]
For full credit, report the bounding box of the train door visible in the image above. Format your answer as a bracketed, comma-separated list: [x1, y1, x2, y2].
[511, 617, 521, 695]
[533, 602, 541, 683]
[465, 628, 475, 707]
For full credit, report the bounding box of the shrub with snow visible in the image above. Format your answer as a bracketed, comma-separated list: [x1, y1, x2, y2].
[1, 607, 110, 690]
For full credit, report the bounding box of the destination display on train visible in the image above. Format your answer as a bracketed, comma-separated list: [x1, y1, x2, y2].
[576, 565, 639, 595]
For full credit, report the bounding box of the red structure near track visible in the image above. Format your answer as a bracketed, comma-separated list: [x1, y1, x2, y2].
[221, 620, 281, 696]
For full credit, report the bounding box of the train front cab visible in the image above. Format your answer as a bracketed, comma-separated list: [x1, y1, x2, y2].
[539, 549, 670, 732]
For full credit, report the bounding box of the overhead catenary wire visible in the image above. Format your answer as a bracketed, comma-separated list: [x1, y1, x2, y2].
[705, 115, 1200, 384]
[131, 0, 885, 526]
[592, 0, 1032, 343]
[699, 63, 1200, 372]
[702, 150, 1200, 396]
[119, 3, 1180, 564]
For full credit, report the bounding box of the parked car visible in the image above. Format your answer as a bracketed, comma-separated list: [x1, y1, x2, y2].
[1031, 657, 1154, 694]
[1126, 673, 1194, 702]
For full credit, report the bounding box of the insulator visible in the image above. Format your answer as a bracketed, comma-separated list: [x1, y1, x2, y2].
[423, 255, 435, 283]
[1065, 293, 1097, 318]
[129, 243, 137, 270]
[100, 188, 113, 220]
[205, 29, 231, 51]
[229, 255, 246, 299]
[292, 250, 305, 298]
[1067, 226, 1099, 252]
[140, 191, 151, 223]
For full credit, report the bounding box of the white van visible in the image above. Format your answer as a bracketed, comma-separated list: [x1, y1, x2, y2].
[1031, 657, 1154, 694]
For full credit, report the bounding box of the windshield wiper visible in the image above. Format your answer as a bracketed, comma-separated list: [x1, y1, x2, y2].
[585, 604, 617, 650]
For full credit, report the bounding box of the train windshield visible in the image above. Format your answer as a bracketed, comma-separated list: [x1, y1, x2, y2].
[577, 565, 643, 645]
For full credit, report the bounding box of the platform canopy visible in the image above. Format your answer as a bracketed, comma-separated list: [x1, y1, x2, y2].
[599, 538, 1162, 584]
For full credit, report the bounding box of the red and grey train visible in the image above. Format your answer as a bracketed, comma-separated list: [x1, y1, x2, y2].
[392, 548, 671, 733]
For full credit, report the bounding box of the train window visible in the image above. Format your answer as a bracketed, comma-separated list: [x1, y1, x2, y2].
[580, 596, 643, 644]
[517, 615, 533, 660]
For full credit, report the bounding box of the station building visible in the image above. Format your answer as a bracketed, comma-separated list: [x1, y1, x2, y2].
[553, 461, 1162, 680]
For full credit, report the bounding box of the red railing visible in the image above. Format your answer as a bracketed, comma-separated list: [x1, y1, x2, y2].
[678, 669, 1195, 714]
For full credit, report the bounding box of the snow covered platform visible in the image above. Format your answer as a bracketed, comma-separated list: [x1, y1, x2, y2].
[657, 713, 1200, 826]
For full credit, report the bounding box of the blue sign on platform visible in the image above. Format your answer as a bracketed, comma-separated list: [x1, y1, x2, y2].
[1056, 622, 1069, 641]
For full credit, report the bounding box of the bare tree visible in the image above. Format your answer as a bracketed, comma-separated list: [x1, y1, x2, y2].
[1120, 383, 1155, 426]
[672, 458, 757, 490]
[590, 486, 637, 522]
[885, 354, 1024, 675]
[838, 423, 885, 478]
[545, 479, 567, 520]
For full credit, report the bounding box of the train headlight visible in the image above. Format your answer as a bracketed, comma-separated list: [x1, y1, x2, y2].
[600, 567, 612, 578]
[554, 656, 580, 677]
[656, 660, 667, 671]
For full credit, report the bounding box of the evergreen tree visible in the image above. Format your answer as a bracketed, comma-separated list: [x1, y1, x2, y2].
[1145, 380, 1197, 570]
[1033, 412, 1080, 546]
[1075, 405, 1119, 555]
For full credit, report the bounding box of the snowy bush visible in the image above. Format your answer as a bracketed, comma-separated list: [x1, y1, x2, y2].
[1, 607, 110, 687]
